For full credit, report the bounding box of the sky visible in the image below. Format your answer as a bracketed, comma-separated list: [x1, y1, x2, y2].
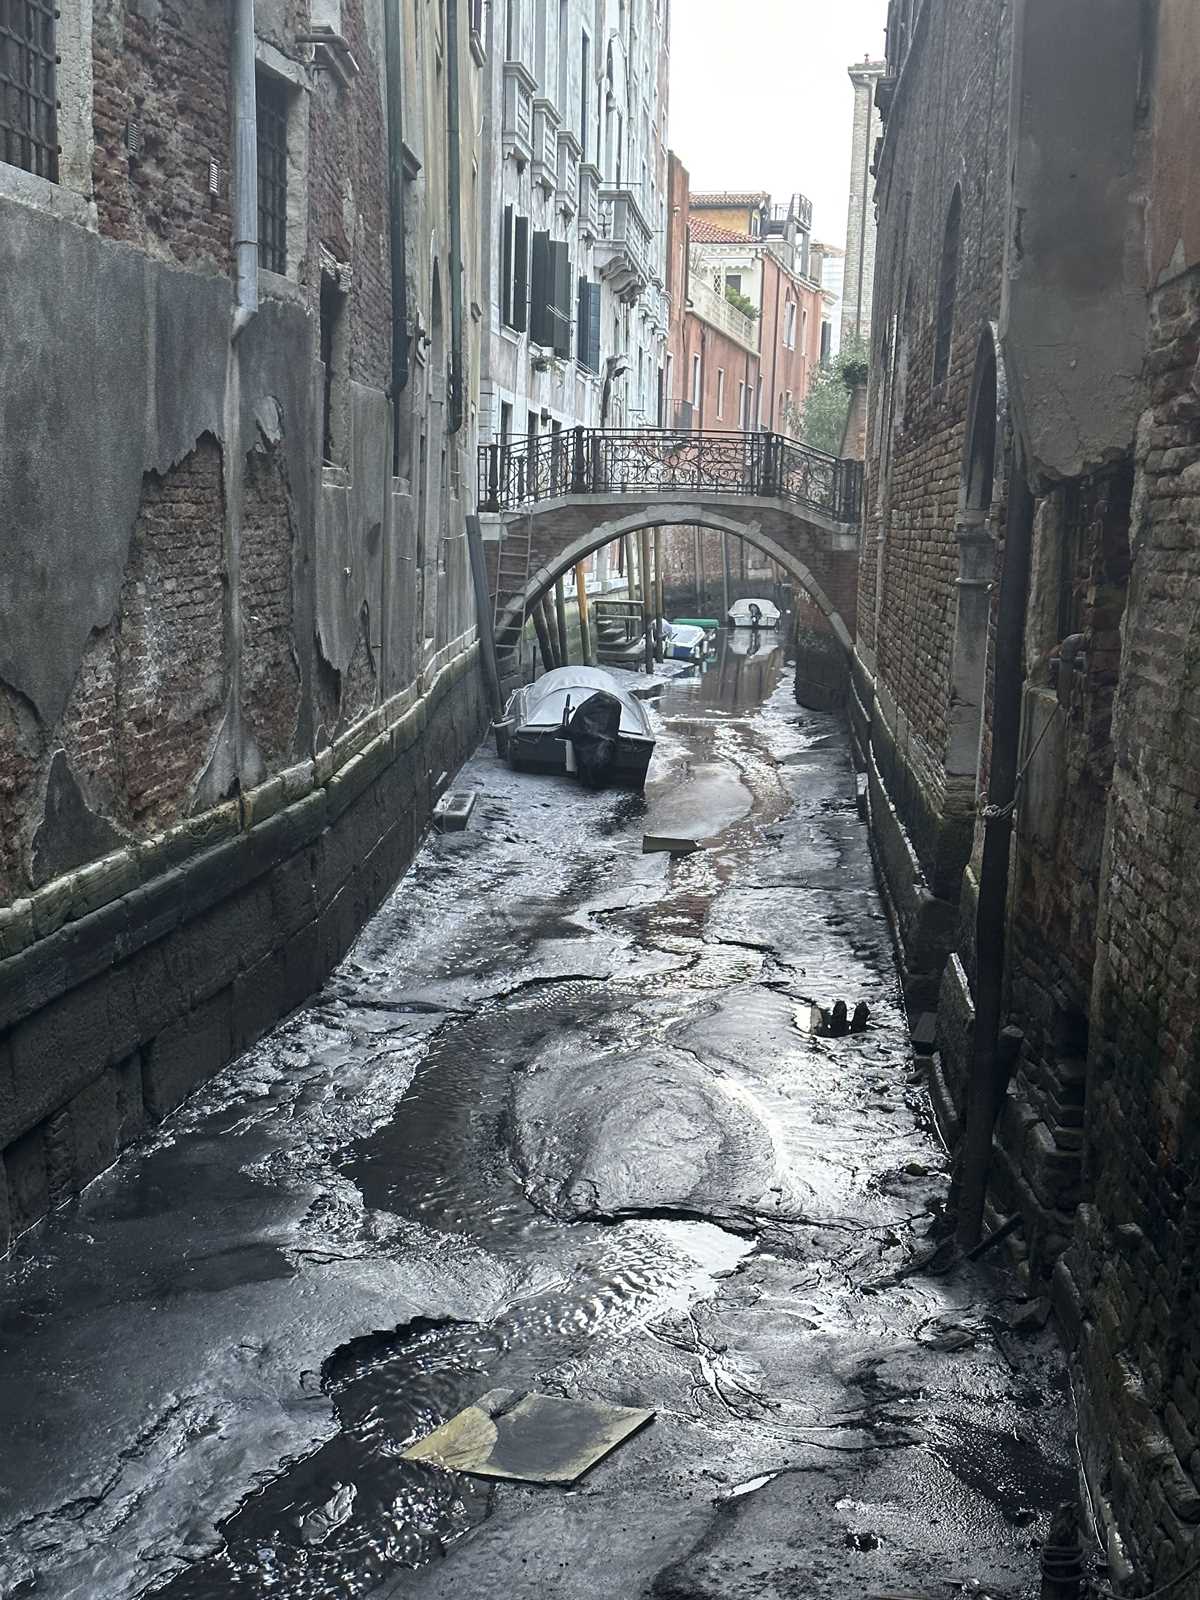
[668, 0, 888, 248]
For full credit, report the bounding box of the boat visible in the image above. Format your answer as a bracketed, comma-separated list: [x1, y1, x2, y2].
[494, 666, 656, 790]
[667, 623, 712, 662]
[727, 598, 781, 628]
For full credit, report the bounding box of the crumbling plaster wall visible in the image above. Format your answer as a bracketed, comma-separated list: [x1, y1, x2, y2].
[0, 197, 321, 899]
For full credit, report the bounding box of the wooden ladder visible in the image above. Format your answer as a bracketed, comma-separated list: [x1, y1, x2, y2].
[492, 513, 534, 681]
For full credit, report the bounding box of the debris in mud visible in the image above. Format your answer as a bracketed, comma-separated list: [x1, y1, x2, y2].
[643, 833, 702, 855]
[433, 791, 478, 832]
[402, 1389, 655, 1484]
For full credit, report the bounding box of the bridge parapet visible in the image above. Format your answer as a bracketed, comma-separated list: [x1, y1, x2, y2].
[479, 428, 864, 527]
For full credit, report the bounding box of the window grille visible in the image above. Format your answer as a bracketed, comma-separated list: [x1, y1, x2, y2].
[256, 72, 289, 275]
[0, 0, 58, 181]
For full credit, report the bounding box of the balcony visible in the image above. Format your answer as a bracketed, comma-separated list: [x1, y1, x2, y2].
[688, 275, 759, 353]
[532, 98, 559, 193]
[556, 130, 581, 219]
[578, 162, 602, 240]
[502, 61, 537, 165]
[595, 187, 654, 304]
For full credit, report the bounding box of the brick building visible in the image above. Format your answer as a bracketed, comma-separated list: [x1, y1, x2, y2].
[0, 0, 488, 1243]
[658, 165, 828, 612]
[857, 0, 1200, 1586]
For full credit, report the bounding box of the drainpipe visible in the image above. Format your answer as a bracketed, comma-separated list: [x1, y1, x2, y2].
[446, 0, 465, 435]
[385, 0, 411, 444]
[231, 0, 259, 339]
[956, 457, 1036, 1248]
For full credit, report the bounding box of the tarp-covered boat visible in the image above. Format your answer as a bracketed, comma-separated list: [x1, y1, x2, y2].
[727, 598, 781, 628]
[494, 666, 656, 789]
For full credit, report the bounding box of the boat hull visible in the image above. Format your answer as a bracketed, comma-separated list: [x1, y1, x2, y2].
[508, 728, 655, 788]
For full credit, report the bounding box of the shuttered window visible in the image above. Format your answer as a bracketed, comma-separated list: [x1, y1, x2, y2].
[512, 215, 529, 333]
[576, 277, 601, 372]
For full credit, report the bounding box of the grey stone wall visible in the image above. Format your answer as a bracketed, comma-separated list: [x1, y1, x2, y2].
[0, 641, 486, 1250]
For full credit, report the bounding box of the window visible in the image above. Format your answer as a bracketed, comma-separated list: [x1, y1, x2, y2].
[691, 354, 701, 408]
[0, 0, 57, 179]
[933, 185, 962, 387]
[783, 300, 797, 349]
[500, 207, 530, 332]
[576, 277, 601, 370]
[557, 0, 569, 105]
[506, 0, 518, 59]
[530, 232, 571, 352]
[256, 70, 289, 275]
[320, 267, 349, 466]
[726, 274, 742, 298]
[579, 32, 589, 162]
[716, 369, 725, 418]
[738, 381, 747, 429]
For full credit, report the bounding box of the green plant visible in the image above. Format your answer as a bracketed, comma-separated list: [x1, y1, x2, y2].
[798, 335, 869, 454]
[724, 283, 759, 320]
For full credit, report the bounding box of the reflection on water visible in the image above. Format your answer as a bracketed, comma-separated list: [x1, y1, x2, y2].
[656, 626, 789, 718]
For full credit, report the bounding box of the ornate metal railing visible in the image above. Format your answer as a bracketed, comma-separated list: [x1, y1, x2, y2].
[478, 428, 863, 526]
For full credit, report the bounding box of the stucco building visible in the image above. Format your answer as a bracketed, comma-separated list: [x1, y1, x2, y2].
[856, 0, 1200, 1587]
[0, 0, 487, 1241]
[842, 57, 884, 349]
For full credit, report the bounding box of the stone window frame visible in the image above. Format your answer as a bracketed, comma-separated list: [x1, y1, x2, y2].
[933, 183, 962, 390]
[254, 38, 310, 292]
[0, 0, 95, 229]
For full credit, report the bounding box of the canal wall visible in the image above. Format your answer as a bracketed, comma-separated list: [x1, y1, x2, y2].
[0, 637, 486, 1252]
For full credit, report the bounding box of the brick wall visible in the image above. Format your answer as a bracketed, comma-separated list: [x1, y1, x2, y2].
[59, 437, 227, 838]
[92, 3, 234, 270]
[1059, 262, 1200, 1589]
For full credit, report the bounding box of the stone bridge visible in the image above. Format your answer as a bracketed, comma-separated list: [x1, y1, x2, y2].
[477, 428, 864, 660]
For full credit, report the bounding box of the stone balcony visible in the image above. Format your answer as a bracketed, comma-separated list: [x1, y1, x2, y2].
[689, 275, 759, 353]
[556, 130, 581, 219]
[595, 187, 655, 303]
[532, 98, 559, 192]
[502, 60, 536, 165]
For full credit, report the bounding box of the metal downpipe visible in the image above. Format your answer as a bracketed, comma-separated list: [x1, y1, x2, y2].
[446, 0, 465, 435]
[231, 0, 259, 339]
[955, 458, 1036, 1248]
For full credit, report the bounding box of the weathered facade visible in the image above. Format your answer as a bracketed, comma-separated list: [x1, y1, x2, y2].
[0, 0, 487, 1246]
[858, 0, 1200, 1587]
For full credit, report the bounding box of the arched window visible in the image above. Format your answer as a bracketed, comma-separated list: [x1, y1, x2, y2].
[933, 185, 961, 388]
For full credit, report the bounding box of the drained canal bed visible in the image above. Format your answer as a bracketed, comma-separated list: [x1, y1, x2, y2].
[0, 637, 1077, 1600]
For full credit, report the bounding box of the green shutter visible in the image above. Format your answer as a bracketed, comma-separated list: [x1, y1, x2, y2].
[512, 215, 529, 334]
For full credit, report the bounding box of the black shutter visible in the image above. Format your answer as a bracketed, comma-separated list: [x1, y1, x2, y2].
[512, 215, 530, 333]
[530, 231, 552, 346]
[501, 204, 514, 327]
[552, 242, 571, 359]
[587, 282, 602, 372]
[577, 276, 588, 365]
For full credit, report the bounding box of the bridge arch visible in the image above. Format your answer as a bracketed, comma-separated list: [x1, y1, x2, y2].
[495, 503, 855, 655]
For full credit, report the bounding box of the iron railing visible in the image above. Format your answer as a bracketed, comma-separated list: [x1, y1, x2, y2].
[479, 427, 864, 526]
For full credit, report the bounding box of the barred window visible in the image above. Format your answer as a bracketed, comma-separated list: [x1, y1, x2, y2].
[0, 0, 58, 181]
[256, 70, 289, 276]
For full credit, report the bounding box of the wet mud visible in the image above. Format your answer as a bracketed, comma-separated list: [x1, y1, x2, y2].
[0, 635, 1078, 1600]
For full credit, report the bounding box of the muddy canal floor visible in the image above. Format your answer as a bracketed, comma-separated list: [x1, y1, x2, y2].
[0, 643, 1076, 1599]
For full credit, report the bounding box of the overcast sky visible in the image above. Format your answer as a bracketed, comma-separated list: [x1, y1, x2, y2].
[668, 0, 888, 247]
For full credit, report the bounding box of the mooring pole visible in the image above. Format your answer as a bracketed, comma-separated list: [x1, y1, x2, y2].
[465, 513, 504, 719]
[654, 528, 665, 662]
[721, 531, 732, 624]
[640, 526, 654, 674]
[575, 561, 593, 665]
[624, 532, 637, 603]
[554, 576, 569, 665]
[531, 598, 555, 673]
[693, 526, 703, 611]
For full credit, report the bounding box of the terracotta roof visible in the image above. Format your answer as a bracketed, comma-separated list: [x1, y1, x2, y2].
[690, 190, 770, 207]
[688, 217, 755, 244]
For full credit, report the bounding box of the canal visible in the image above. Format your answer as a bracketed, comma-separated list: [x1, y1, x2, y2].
[0, 634, 1075, 1600]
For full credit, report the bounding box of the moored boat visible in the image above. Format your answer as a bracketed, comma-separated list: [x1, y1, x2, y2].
[494, 666, 656, 790]
[727, 597, 781, 629]
[667, 624, 712, 662]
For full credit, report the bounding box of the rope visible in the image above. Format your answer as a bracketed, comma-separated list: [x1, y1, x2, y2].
[979, 700, 1063, 823]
